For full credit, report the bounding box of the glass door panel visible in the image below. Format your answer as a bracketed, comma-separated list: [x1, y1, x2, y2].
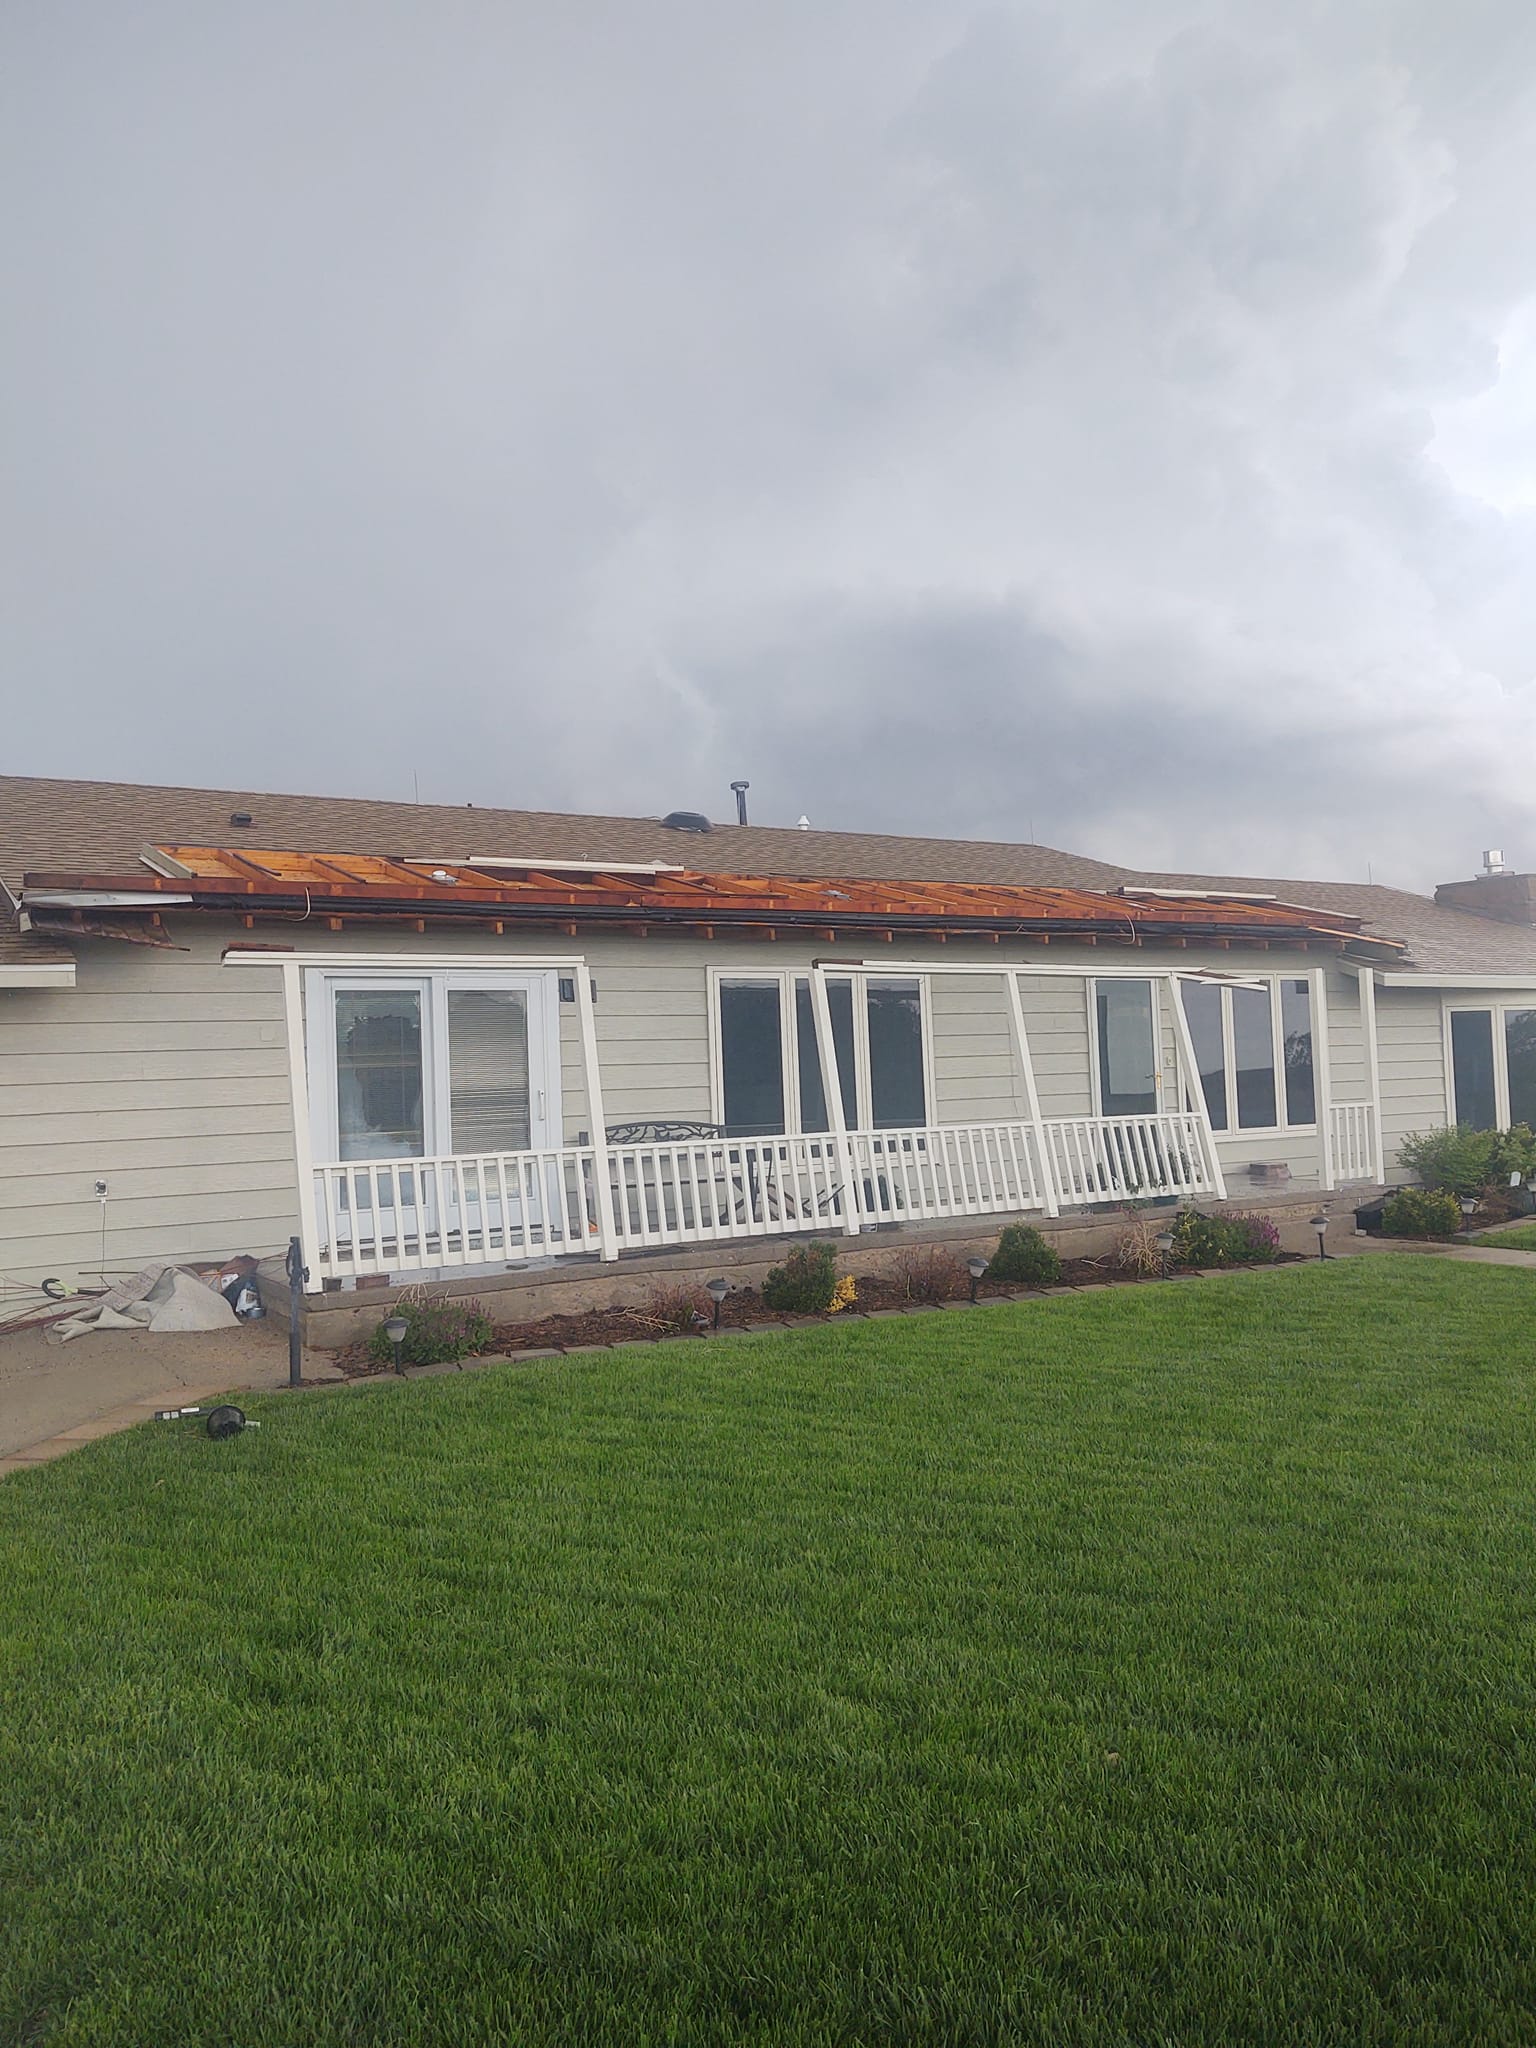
[447, 989, 531, 1152]
[1096, 981, 1158, 1116]
[335, 989, 425, 1159]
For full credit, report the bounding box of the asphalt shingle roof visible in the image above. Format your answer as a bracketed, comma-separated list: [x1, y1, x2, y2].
[1, 772, 1531, 976]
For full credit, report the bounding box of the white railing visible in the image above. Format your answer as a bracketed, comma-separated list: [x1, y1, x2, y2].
[312, 1148, 603, 1279]
[311, 1111, 1222, 1279]
[1041, 1112, 1220, 1205]
[1329, 1102, 1378, 1184]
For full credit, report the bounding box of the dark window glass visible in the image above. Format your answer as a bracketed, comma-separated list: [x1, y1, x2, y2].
[1232, 984, 1277, 1128]
[795, 978, 857, 1131]
[1507, 1011, 1536, 1128]
[1280, 978, 1315, 1126]
[720, 981, 784, 1135]
[1097, 980, 1157, 1116]
[867, 980, 926, 1127]
[1451, 1010, 1497, 1129]
[335, 989, 424, 1159]
[1179, 982, 1227, 1130]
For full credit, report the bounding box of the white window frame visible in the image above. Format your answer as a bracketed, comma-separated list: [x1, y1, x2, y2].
[305, 967, 563, 1162]
[706, 967, 934, 1134]
[1443, 999, 1536, 1128]
[1091, 974, 1320, 1133]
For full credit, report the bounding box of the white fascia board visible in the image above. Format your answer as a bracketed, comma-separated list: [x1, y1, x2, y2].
[22, 890, 194, 909]
[0, 959, 76, 987]
[1119, 887, 1280, 902]
[1379, 971, 1536, 988]
[403, 856, 683, 876]
[223, 948, 591, 971]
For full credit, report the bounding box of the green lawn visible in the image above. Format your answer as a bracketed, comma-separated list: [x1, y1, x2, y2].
[1471, 1220, 1536, 1251]
[4, 1258, 1536, 2047]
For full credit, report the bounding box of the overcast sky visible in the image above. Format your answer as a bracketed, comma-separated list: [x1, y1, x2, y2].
[6, 1, 1536, 888]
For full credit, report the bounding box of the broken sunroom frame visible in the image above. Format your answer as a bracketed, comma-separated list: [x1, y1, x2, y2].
[225, 950, 1384, 1285]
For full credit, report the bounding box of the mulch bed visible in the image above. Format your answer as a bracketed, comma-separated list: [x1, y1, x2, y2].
[328, 1251, 1305, 1378]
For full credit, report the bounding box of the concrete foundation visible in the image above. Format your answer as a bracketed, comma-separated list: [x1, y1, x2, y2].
[257, 1186, 1376, 1349]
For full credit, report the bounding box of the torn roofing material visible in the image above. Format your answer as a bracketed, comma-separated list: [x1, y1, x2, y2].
[15, 844, 1408, 956]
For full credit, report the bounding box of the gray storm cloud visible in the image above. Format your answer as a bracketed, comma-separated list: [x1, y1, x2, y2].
[5, 0, 1536, 885]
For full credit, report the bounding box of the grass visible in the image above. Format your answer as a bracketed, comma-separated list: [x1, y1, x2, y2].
[1470, 1220, 1536, 1251]
[3, 1256, 1536, 2046]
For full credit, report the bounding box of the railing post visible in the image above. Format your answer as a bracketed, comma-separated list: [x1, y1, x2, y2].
[280, 962, 323, 1282]
[574, 966, 620, 1261]
[808, 964, 861, 1236]
[1165, 971, 1227, 1200]
[1003, 969, 1059, 1215]
[1358, 967, 1385, 1182]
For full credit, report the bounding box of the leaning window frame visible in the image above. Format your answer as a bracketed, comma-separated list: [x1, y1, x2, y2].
[304, 967, 563, 1163]
[705, 965, 934, 1134]
[1442, 998, 1536, 1129]
[1125, 972, 1319, 1135]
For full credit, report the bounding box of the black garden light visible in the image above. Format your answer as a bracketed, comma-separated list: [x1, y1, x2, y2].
[1460, 1196, 1479, 1229]
[383, 1313, 409, 1374]
[1310, 1213, 1329, 1260]
[967, 1255, 988, 1303]
[706, 1277, 729, 1329]
[1155, 1229, 1174, 1281]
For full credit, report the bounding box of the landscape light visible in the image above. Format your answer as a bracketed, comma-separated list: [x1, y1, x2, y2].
[1309, 1214, 1329, 1261]
[967, 1255, 988, 1303]
[383, 1314, 409, 1374]
[706, 1277, 729, 1329]
[1155, 1229, 1175, 1281]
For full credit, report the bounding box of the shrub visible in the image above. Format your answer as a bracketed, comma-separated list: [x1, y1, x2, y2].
[894, 1248, 966, 1302]
[636, 1284, 710, 1334]
[1169, 1210, 1277, 1267]
[986, 1225, 1062, 1287]
[829, 1275, 858, 1314]
[762, 1241, 841, 1313]
[1380, 1186, 1462, 1240]
[368, 1295, 493, 1368]
[1399, 1124, 1536, 1199]
[1114, 1209, 1168, 1275]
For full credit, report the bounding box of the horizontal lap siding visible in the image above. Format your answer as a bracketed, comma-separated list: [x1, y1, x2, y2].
[1377, 987, 1450, 1173]
[0, 926, 298, 1281]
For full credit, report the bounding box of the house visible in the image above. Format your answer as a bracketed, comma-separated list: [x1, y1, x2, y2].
[5, 774, 1536, 1331]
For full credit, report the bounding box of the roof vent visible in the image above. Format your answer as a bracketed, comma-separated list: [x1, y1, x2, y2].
[229, 811, 253, 828]
[661, 810, 713, 834]
[1483, 848, 1507, 875]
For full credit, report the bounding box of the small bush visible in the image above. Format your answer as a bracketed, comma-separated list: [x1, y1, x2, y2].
[762, 1241, 841, 1313]
[636, 1284, 710, 1334]
[894, 1248, 966, 1302]
[369, 1295, 493, 1368]
[1114, 1210, 1168, 1275]
[986, 1225, 1062, 1287]
[829, 1275, 858, 1314]
[1169, 1210, 1278, 1267]
[1380, 1186, 1462, 1240]
[1399, 1124, 1536, 1199]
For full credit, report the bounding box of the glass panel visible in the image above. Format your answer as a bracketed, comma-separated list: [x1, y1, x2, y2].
[1179, 982, 1227, 1130]
[867, 980, 926, 1127]
[1451, 1010, 1496, 1129]
[335, 989, 424, 1160]
[1096, 980, 1157, 1116]
[1232, 985, 1277, 1128]
[1280, 978, 1315, 1126]
[447, 989, 530, 1153]
[720, 980, 785, 1135]
[795, 978, 857, 1132]
[1507, 1011, 1536, 1129]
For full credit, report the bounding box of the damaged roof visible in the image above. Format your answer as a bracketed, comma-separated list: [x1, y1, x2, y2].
[0, 770, 1531, 974]
[18, 843, 1404, 955]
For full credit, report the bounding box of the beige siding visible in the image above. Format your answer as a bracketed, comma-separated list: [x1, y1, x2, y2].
[1377, 986, 1451, 1173]
[0, 916, 1434, 1282]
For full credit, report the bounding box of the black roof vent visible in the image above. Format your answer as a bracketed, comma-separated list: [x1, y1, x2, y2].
[229, 811, 254, 828]
[661, 810, 713, 834]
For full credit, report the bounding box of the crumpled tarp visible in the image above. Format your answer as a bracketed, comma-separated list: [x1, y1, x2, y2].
[53, 1263, 239, 1342]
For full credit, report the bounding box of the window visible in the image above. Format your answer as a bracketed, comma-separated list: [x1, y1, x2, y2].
[1176, 976, 1316, 1132]
[1095, 979, 1159, 1116]
[714, 973, 928, 1133]
[1446, 1004, 1536, 1130]
[309, 971, 558, 1161]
